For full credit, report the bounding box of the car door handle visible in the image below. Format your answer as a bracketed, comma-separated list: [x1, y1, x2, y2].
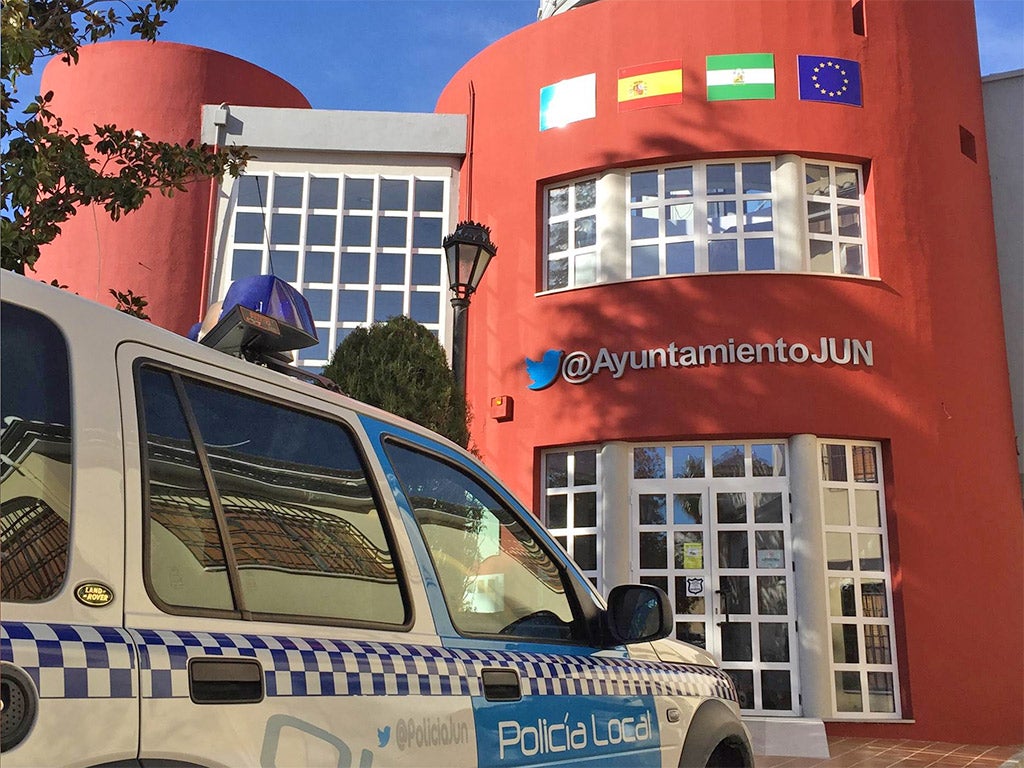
[481, 668, 521, 702]
[188, 658, 264, 704]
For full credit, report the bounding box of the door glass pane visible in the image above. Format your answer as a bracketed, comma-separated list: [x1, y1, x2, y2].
[757, 576, 788, 615]
[675, 582, 706, 614]
[639, 494, 667, 525]
[754, 492, 783, 523]
[761, 670, 792, 710]
[675, 531, 704, 569]
[727, 670, 754, 710]
[718, 532, 749, 568]
[721, 623, 752, 661]
[673, 494, 702, 524]
[676, 622, 706, 648]
[719, 575, 750, 613]
[755, 531, 785, 569]
[759, 624, 790, 662]
[716, 492, 746, 523]
[640, 532, 668, 569]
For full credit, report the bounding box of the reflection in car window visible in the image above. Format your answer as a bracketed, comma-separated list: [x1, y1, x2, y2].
[385, 442, 578, 641]
[139, 366, 406, 625]
[0, 303, 73, 602]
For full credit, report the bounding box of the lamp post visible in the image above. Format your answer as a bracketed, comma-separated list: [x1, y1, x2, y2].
[443, 221, 497, 394]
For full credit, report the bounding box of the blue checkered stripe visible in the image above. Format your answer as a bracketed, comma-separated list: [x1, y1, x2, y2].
[0, 622, 136, 699]
[133, 629, 735, 703]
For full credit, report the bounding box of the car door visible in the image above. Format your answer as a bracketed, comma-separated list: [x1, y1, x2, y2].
[118, 345, 476, 767]
[367, 420, 677, 768]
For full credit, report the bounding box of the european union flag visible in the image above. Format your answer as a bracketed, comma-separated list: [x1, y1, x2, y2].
[798, 55, 862, 106]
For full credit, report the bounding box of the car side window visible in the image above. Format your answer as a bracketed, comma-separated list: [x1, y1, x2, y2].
[0, 303, 73, 602]
[139, 365, 407, 626]
[384, 441, 580, 642]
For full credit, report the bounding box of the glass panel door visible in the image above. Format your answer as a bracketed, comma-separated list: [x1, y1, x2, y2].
[632, 442, 798, 716]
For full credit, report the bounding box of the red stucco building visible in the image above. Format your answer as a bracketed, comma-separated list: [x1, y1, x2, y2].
[33, 0, 1023, 752]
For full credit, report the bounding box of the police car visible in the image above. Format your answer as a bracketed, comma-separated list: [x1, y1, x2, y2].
[0, 270, 753, 767]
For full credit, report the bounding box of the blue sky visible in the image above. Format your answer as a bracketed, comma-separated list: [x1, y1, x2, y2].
[11, 0, 1024, 114]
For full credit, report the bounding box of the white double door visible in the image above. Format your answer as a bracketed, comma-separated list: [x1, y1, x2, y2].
[631, 476, 800, 715]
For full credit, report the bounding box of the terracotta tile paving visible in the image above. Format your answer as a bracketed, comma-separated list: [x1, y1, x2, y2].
[757, 737, 1024, 768]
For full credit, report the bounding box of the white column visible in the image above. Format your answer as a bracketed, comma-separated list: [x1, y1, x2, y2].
[600, 442, 633, 591]
[597, 171, 628, 284]
[788, 433, 832, 719]
[775, 155, 806, 273]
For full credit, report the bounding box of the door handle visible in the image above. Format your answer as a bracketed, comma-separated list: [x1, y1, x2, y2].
[715, 588, 730, 624]
[189, 657, 264, 704]
[481, 668, 521, 702]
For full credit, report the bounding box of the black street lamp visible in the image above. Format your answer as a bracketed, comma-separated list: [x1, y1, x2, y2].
[443, 220, 497, 393]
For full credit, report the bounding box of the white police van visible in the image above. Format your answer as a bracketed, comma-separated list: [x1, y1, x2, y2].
[0, 270, 753, 767]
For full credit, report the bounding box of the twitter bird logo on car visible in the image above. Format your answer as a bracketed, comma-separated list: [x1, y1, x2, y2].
[525, 349, 563, 390]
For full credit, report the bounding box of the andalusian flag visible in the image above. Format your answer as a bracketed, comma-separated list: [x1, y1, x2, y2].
[617, 60, 683, 111]
[706, 54, 776, 101]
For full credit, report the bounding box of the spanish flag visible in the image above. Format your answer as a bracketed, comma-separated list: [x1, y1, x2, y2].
[617, 60, 683, 111]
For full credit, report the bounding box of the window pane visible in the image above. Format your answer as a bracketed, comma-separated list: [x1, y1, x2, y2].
[184, 377, 404, 624]
[545, 452, 568, 488]
[548, 186, 569, 216]
[340, 252, 370, 284]
[342, 216, 372, 247]
[634, 447, 666, 478]
[338, 290, 368, 322]
[574, 534, 597, 570]
[713, 445, 744, 477]
[630, 170, 658, 203]
[806, 164, 831, 196]
[378, 216, 407, 247]
[379, 179, 409, 211]
[864, 624, 892, 664]
[386, 443, 576, 640]
[373, 290, 404, 321]
[855, 490, 881, 527]
[836, 167, 859, 199]
[709, 240, 739, 271]
[852, 445, 878, 482]
[344, 178, 374, 210]
[631, 244, 659, 278]
[234, 212, 265, 244]
[231, 249, 262, 280]
[827, 532, 854, 570]
[868, 672, 896, 713]
[752, 443, 784, 476]
[574, 215, 596, 248]
[305, 289, 332, 322]
[409, 292, 439, 324]
[376, 253, 405, 285]
[743, 199, 773, 232]
[575, 180, 596, 210]
[665, 166, 693, 197]
[835, 671, 863, 712]
[411, 253, 441, 285]
[414, 180, 444, 212]
[574, 492, 597, 527]
[269, 250, 298, 282]
[273, 177, 303, 208]
[1, 304, 73, 603]
[547, 258, 569, 290]
[822, 444, 848, 481]
[807, 201, 832, 234]
[666, 241, 696, 274]
[574, 450, 597, 485]
[707, 201, 737, 234]
[858, 534, 884, 571]
[547, 495, 567, 528]
[673, 446, 705, 477]
[861, 579, 888, 617]
[666, 203, 694, 236]
[810, 239, 835, 272]
[574, 251, 597, 285]
[304, 251, 334, 283]
[548, 221, 569, 253]
[413, 217, 443, 249]
[706, 163, 736, 195]
[237, 175, 268, 207]
[745, 239, 775, 270]
[838, 206, 862, 237]
[631, 207, 660, 240]
[824, 488, 850, 526]
[306, 214, 336, 246]
[308, 177, 338, 208]
[742, 162, 772, 194]
[832, 624, 860, 663]
[829, 577, 857, 616]
[842, 244, 864, 275]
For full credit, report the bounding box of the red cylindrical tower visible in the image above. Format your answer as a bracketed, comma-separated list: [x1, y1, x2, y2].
[438, 0, 1022, 745]
[34, 41, 310, 333]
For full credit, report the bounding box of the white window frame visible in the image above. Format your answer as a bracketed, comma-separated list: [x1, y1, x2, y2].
[542, 177, 598, 291]
[804, 161, 868, 276]
[541, 447, 602, 592]
[819, 439, 902, 719]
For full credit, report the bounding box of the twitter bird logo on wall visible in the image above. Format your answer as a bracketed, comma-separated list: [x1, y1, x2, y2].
[525, 349, 563, 390]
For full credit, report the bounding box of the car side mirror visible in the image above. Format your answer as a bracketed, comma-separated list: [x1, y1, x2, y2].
[605, 584, 673, 645]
